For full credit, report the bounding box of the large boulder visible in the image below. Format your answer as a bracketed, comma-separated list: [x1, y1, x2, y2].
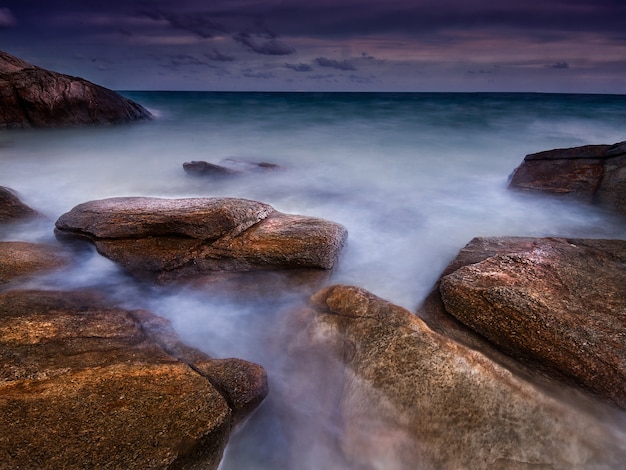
[0, 186, 39, 222]
[54, 197, 347, 284]
[183, 158, 283, 178]
[0, 50, 151, 128]
[0, 241, 71, 284]
[0, 289, 267, 469]
[438, 236, 626, 408]
[508, 141, 626, 213]
[292, 285, 625, 469]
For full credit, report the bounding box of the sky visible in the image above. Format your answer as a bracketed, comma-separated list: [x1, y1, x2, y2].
[1, 0, 625, 93]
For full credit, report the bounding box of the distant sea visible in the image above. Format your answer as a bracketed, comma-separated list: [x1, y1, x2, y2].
[2, 92, 626, 468]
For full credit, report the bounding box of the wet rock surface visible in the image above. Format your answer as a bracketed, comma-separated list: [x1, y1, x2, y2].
[0, 186, 39, 222]
[183, 158, 283, 178]
[508, 141, 626, 213]
[54, 196, 347, 284]
[294, 284, 625, 469]
[438, 236, 626, 408]
[0, 289, 267, 469]
[0, 241, 71, 284]
[0, 50, 151, 128]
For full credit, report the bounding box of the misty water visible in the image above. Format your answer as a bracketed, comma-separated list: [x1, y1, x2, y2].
[2, 92, 626, 468]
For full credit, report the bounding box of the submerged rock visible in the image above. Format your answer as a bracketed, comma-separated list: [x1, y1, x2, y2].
[438, 236, 626, 408]
[0, 186, 39, 222]
[295, 284, 625, 469]
[0, 241, 71, 284]
[0, 50, 151, 128]
[54, 197, 347, 284]
[508, 141, 626, 213]
[0, 289, 267, 469]
[183, 158, 283, 178]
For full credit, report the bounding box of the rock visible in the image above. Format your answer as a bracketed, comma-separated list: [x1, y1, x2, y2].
[54, 197, 347, 284]
[183, 158, 283, 178]
[508, 141, 626, 213]
[0, 186, 39, 222]
[183, 161, 240, 177]
[295, 285, 625, 469]
[438, 236, 626, 408]
[0, 241, 71, 284]
[0, 50, 151, 128]
[0, 289, 267, 469]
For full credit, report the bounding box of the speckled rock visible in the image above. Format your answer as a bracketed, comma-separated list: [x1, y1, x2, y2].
[294, 284, 625, 469]
[0, 186, 39, 222]
[508, 141, 626, 213]
[0, 289, 268, 469]
[438, 236, 626, 408]
[0, 50, 151, 128]
[0, 241, 71, 284]
[54, 197, 347, 284]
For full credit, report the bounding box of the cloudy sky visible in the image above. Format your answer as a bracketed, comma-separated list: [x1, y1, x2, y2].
[1, 0, 625, 93]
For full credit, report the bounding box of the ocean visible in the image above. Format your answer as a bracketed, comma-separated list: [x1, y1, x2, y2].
[2, 92, 626, 468]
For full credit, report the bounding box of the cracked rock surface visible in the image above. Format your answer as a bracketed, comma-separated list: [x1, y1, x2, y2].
[54, 197, 348, 284]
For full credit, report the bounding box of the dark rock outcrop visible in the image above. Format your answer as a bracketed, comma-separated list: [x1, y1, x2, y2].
[291, 285, 624, 469]
[0, 241, 71, 284]
[508, 141, 626, 213]
[0, 50, 151, 128]
[0, 186, 39, 222]
[183, 158, 283, 178]
[438, 237, 626, 408]
[0, 289, 267, 469]
[54, 197, 347, 284]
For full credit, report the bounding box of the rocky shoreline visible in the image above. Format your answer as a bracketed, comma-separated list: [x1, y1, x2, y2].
[1, 51, 625, 469]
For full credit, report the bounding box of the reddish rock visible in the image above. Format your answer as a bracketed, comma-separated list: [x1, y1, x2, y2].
[54, 197, 347, 284]
[0, 186, 39, 222]
[290, 285, 624, 469]
[438, 237, 626, 408]
[508, 141, 626, 213]
[0, 50, 151, 128]
[0, 289, 267, 469]
[0, 241, 71, 284]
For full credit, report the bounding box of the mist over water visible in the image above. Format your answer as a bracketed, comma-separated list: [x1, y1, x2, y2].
[2, 92, 626, 468]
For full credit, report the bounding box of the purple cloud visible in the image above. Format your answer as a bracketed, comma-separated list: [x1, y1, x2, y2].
[0, 7, 16, 28]
[315, 57, 356, 71]
[234, 32, 295, 55]
[285, 62, 313, 72]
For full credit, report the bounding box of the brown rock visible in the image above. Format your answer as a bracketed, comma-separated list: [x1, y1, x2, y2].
[0, 186, 39, 222]
[54, 197, 347, 284]
[294, 285, 624, 469]
[0, 289, 267, 469]
[0, 50, 151, 128]
[183, 159, 283, 178]
[0, 241, 71, 284]
[438, 237, 626, 408]
[508, 141, 626, 213]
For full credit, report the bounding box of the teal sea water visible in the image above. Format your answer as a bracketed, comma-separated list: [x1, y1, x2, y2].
[2, 92, 626, 468]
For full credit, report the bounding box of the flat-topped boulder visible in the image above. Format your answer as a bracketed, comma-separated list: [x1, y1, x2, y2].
[291, 285, 624, 469]
[0, 241, 71, 284]
[0, 186, 39, 222]
[0, 289, 267, 469]
[0, 50, 151, 128]
[54, 197, 347, 284]
[508, 141, 626, 213]
[435, 236, 626, 408]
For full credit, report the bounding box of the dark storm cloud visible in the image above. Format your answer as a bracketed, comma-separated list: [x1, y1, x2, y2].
[233, 32, 295, 55]
[546, 61, 569, 69]
[315, 57, 356, 71]
[205, 49, 236, 62]
[136, 10, 227, 38]
[285, 63, 313, 72]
